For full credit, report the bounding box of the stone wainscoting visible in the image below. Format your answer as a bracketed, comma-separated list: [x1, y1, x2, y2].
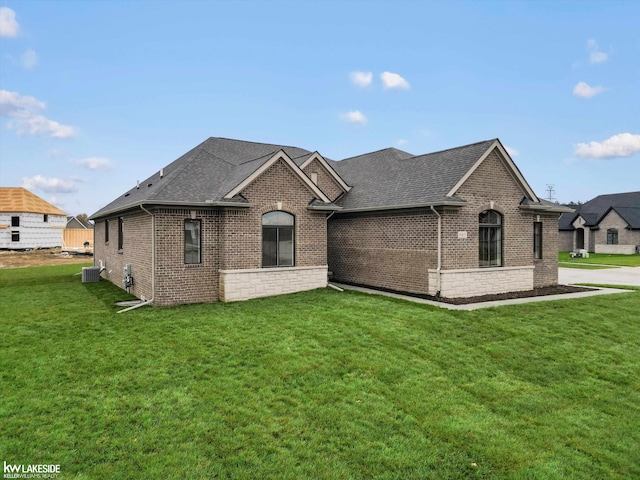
[428, 266, 534, 298]
[595, 244, 637, 255]
[219, 265, 328, 302]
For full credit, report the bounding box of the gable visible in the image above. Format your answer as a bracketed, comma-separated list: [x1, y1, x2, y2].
[447, 142, 539, 202]
[454, 147, 533, 205]
[224, 150, 331, 203]
[301, 157, 346, 201]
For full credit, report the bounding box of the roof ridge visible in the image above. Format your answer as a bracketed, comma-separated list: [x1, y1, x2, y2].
[403, 138, 497, 160]
[210, 136, 310, 153]
[340, 146, 413, 162]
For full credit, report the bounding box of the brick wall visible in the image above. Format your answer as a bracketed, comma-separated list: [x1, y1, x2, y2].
[328, 210, 437, 295]
[593, 209, 640, 250]
[93, 210, 153, 301]
[220, 159, 328, 270]
[328, 148, 562, 297]
[302, 158, 344, 201]
[154, 208, 220, 306]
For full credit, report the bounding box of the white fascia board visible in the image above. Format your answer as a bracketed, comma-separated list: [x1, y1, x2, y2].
[224, 150, 332, 203]
[300, 152, 351, 192]
[447, 140, 540, 202]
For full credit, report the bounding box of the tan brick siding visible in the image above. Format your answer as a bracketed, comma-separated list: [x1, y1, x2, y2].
[593, 209, 640, 249]
[93, 210, 153, 301]
[329, 148, 561, 296]
[302, 158, 344, 201]
[220, 159, 328, 270]
[328, 211, 437, 295]
[154, 209, 220, 306]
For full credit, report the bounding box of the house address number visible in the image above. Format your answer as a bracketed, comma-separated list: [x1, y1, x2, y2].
[458, 231, 468, 239]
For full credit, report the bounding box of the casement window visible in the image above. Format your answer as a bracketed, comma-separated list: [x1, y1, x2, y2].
[533, 222, 543, 260]
[105, 219, 110, 243]
[117, 217, 124, 250]
[607, 228, 618, 245]
[184, 219, 201, 264]
[11, 231, 19, 242]
[43, 214, 49, 223]
[262, 211, 294, 267]
[479, 210, 502, 267]
[11, 216, 19, 227]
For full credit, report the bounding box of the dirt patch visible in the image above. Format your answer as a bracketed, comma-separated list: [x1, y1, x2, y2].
[0, 248, 93, 269]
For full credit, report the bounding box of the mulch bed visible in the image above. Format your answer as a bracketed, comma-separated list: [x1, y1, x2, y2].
[335, 281, 596, 305]
[433, 285, 595, 305]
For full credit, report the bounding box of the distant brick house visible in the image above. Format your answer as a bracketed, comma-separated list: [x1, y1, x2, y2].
[91, 137, 570, 305]
[0, 187, 66, 250]
[559, 191, 640, 254]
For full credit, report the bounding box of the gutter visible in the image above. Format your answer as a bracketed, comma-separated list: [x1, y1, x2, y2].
[334, 200, 466, 215]
[90, 199, 252, 221]
[139, 205, 155, 305]
[430, 206, 442, 299]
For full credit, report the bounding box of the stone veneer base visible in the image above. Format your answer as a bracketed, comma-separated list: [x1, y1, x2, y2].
[219, 265, 328, 302]
[428, 266, 534, 298]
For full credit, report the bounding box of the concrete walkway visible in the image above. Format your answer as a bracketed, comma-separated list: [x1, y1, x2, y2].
[559, 266, 640, 287]
[332, 282, 633, 311]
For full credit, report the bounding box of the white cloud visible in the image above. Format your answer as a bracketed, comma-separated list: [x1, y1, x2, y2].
[575, 133, 640, 159]
[380, 71, 410, 89]
[72, 157, 114, 170]
[340, 110, 367, 125]
[350, 71, 372, 88]
[587, 39, 608, 64]
[505, 146, 519, 157]
[20, 49, 38, 70]
[22, 175, 78, 193]
[0, 7, 19, 37]
[573, 81, 605, 98]
[0, 89, 75, 138]
[397, 139, 408, 146]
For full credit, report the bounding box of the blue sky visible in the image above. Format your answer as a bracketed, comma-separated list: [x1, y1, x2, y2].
[1, 0, 638, 216]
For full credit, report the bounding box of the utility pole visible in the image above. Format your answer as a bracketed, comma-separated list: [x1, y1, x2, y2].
[545, 184, 556, 203]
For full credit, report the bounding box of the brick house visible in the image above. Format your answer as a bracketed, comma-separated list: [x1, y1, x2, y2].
[91, 137, 570, 305]
[559, 191, 640, 254]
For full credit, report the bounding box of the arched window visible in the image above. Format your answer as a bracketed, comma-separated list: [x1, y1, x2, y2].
[262, 211, 295, 267]
[479, 210, 502, 267]
[607, 228, 618, 245]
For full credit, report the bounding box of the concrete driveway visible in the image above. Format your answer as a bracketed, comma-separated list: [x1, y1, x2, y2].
[559, 266, 640, 286]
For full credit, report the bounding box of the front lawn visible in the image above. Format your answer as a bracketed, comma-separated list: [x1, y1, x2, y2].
[559, 251, 640, 267]
[1, 265, 639, 479]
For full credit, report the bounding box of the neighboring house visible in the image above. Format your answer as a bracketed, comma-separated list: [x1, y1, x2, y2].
[63, 216, 94, 253]
[0, 187, 67, 249]
[90, 137, 570, 305]
[559, 191, 640, 254]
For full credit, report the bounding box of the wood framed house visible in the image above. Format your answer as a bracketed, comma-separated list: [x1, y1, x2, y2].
[0, 187, 66, 250]
[90, 137, 570, 305]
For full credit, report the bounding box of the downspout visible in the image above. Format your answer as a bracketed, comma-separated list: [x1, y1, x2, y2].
[139, 205, 155, 304]
[430, 206, 442, 299]
[326, 210, 337, 286]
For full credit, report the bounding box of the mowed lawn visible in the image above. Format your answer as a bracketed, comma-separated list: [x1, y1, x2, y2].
[1, 265, 639, 479]
[559, 251, 640, 267]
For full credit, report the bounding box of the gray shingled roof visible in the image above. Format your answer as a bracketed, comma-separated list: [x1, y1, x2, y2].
[559, 191, 640, 230]
[92, 136, 557, 219]
[331, 140, 496, 210]
[91, 138, 314, 218]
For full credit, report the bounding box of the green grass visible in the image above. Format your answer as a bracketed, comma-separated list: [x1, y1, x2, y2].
[558, 262, 614, 270]
[1, 265, 639, 479]
[559, 251, 640, 267]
